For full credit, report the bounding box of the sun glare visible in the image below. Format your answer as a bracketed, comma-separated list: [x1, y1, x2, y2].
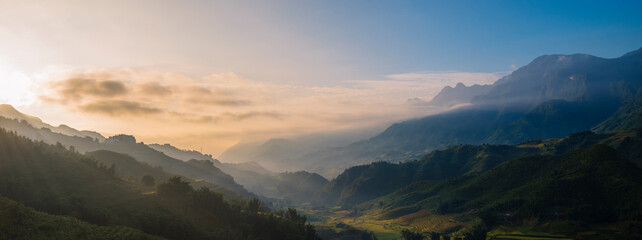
[0, 63, 36, 107]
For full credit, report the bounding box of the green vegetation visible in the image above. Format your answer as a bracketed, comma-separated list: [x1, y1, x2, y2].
[149, 142, 281, 199]
[593, 104, 642, 133]
[358, 145, 642, 238]
[0, 128, 320, 239]
[0, 116, 252, 198]
[401, 229, 424, 240]
[0, 196, 161, 240]
[141, 174, 155, 187]
[276, 171, 329, 205]
[324, 129, 642, 208]
[324, 144, 542, 206]
[86, 150, 242, 200]
[297, 129, 642, 239]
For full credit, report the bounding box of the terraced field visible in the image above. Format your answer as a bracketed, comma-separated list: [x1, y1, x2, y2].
[303, 207, 406, 240]
[397, 210, 466, 233]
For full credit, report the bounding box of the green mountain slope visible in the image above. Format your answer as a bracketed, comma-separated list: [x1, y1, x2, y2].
[324, 144, 542, 206]
[325, 129, 642, 207]
[275, 171, 329, 205]
[368, 145, 642, 225]
[149, 142, 284, 198]
[87, 150, 241, 200]
[0, 116, 251, 198]
[0, 196, 162, 240]
[149, 143, 279, 197]
[0, 128, 320, 240]
[486, 99, 615, 144]
[592, 98, 642, 133]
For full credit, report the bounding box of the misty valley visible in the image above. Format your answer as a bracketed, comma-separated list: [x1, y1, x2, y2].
[1, 46, 642, 239]
[2, 2, 642, 239]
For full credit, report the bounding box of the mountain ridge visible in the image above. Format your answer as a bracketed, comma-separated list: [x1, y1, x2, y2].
[288, 46, 642, 177]
[0, 104, 105, 141]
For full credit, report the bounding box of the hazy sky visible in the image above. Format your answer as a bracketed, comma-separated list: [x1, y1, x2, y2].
[0, 1, 641, 155]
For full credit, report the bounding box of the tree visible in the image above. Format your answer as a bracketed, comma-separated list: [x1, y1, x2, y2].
[141, 174, 155, 187]
[429, 232, 440, 240]
[193, 187, 226, 213]
[157, 176, 192, 198]
[286, 208, 307, 226]
[106, 163, 115, 176]
[401, 229, 424, 240]
[247, 198, 261, 213]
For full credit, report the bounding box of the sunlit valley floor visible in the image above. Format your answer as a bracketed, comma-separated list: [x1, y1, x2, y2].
[2, 47, 642, 240]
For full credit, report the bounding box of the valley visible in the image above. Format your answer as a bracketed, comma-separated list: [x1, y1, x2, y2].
[1, 4, 641, 239]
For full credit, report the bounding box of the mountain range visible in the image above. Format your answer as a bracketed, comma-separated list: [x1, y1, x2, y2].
[0, 128, 321, 240]
[0, 108, 252, 199]
[0, 104, 105, 141]
[1, 47, 642, 239]
[285, 47, 642, 177]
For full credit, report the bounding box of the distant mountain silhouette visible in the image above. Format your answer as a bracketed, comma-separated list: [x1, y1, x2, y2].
[148, 143, 279, 196]
[219, 127, 382, 174]
[0, 113, 252, 198]
[0, 104, 104, 141]
[427, 82, 492, 107]
[296, 47, 642, 177]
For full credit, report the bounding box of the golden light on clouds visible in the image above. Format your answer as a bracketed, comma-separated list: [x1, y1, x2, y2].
[16, 68, 503, 155]
[0, 1, 515, 156]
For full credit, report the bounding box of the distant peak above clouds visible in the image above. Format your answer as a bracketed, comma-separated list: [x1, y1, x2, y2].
[426, 83, 492, 107]
[424, 47, 642, 109]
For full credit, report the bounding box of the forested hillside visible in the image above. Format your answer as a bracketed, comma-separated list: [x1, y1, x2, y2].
[0, 196, 161, 240]
[359, 145, 642, 238]
[0, 116, 251, 198]
[0, 128, 320, 240]
[323, 129, 642, 207]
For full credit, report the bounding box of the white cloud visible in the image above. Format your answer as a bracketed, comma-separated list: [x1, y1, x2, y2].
[23, 68, 504, 155]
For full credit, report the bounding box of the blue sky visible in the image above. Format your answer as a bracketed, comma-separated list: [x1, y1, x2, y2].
[2, 1, 641, 84]
[263, 0, 642, 78]
[0, 0, 641, 153]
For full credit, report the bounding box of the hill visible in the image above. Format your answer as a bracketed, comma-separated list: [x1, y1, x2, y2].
[218, 127, 382, 174]
[0, 128, 320, 240]
[86, 150, 241, 200]
[359, 145, 642, 238]
[148, 143, 215, 163]
[149, 143, 279, 197]
[323, 129, 642, 207]
[0, 115, 252, 198]
[275, 171, 330, 205]
[324, 144, 541, 206]
[0, 104, 104, 141]
[0, 196, 161, 240]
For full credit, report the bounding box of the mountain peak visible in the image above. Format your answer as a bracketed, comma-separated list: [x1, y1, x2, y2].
[0, 104, 21, 115]
[0, 104, 44, 123]
[621, 46, 642, 58]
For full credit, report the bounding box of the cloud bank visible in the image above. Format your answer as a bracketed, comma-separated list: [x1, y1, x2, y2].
[34, 68, 503, 154]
